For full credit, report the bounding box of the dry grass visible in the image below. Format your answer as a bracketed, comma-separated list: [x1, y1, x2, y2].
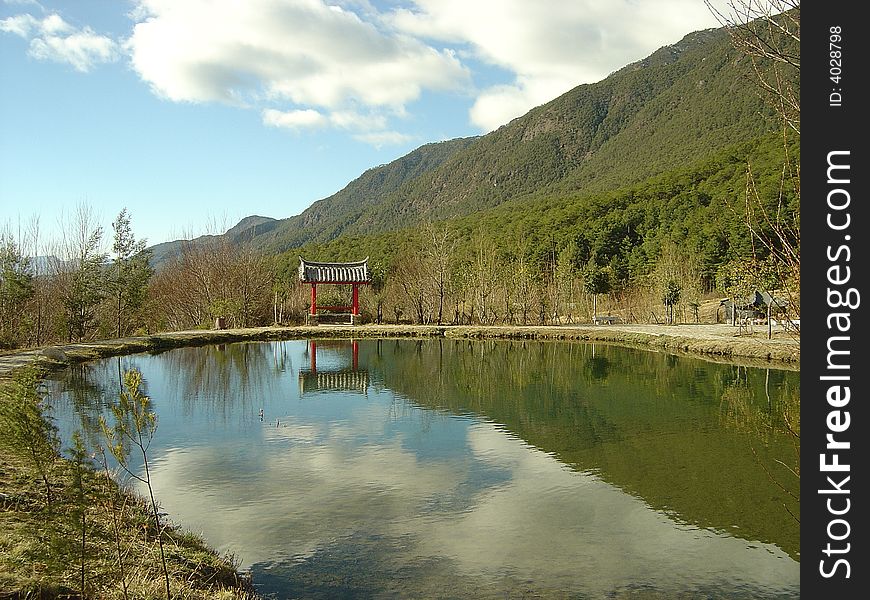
[0, 387, 257, 600]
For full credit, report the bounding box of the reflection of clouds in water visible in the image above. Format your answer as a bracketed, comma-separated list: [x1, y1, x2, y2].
[418, 424, 798, 596]
[145, 405, 798, 597]
[147, 409, 465, 570]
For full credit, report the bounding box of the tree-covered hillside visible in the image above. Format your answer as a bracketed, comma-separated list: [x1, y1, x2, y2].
[280, 129, 798, 292]
[150, 18, 793, 263]
[255, 24, 790, 250]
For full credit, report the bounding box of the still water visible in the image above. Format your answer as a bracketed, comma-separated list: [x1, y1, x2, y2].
[48, 339, 800, 599]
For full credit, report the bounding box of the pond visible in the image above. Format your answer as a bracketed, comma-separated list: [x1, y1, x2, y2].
[47, 338, 800, 599]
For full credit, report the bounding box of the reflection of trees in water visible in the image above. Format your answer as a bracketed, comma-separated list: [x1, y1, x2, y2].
[718, 365, 799, 437]
[158, 341, 283, 417]
[718, 365, 800, 523]
[366, 338, 801, 560]
[52, 342, 291, 437]
[48, 360, 123, 451]
[585, 346, 610, 380]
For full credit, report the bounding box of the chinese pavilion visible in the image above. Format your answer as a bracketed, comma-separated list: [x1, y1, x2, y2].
[298, 257, 370, 325]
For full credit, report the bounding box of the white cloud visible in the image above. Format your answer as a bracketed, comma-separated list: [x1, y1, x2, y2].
[28, 28, 118, 72]
[38, 13, 72, 35]
[0, 13, 39, 36]
[263, 107, 328, 129]
[262, 106, 407, 148]
[388, 0, 724, 131]
[352, 130, 413, 148]
[2, 0, 735, 139]
[0, 12, 118, 72]
[329, 109, 388, 132]
[127, 0, 470, 143]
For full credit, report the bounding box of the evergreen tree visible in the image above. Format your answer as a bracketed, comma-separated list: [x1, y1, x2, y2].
[111, 209, 152, 337]
[0, 232, 34, 348]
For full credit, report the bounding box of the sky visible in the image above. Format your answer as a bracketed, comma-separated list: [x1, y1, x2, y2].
[0, 0, 729, 250]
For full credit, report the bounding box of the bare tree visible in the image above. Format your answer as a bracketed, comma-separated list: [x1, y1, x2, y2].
[471, 232, 498, 324]
[425, 222, 455, 325]
[148, 230, 272, 330]
[707, 1, 801, 325]
[393, 250, 431, 324]
[53, 203, 108, 342]
[21, 216, 53, 346]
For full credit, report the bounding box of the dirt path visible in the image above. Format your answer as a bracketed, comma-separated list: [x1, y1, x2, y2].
[0, 322, 799, 380]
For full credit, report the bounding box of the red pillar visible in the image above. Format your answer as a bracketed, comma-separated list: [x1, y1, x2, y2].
[310, 283, 317, 316]
[352, 340, 359, 371]
[352, 284, 359, 315]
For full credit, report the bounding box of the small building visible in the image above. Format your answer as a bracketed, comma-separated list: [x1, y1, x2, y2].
[298, 257, 370, 325]
[720, 290, 789, 324]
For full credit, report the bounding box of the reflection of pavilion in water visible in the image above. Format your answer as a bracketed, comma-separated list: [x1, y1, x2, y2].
[299, 339, 369, 395]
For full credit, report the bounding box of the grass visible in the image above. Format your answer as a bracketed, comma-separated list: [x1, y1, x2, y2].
[0, 321, 798, 598]
[0, 373, 257, 600]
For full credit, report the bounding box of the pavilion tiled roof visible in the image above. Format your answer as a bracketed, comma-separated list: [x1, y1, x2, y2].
[298, 257, 370, 283]
[298, 370, 369, 395]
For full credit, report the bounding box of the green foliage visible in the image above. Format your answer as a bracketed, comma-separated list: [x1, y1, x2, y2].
[61, 221, 108, 342]
[0, 233, 34, 349]
[281, 130, 797, 299]
[111, 208, 153, 338]
[718, 256, 782, 301]
[100, 368, 171, 599]
[662, 280, 682, 324]
[0, 367, 60, 504]
[583, 262, 611, 296]
[662, 281, 682, 307]
[101, 370, 155, 476]
[67, 430, 94, 597]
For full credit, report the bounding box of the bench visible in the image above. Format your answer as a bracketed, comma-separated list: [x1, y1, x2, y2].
[592, 315, 622, 325]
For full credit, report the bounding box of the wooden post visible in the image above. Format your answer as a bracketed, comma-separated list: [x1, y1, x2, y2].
[310, 283, 317, 316]
[767, 302, 772, 339]
[310, 340, 317, 372]
[352, 284, 359, 315]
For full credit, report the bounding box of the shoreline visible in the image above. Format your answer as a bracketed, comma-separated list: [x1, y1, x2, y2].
[0, 322, 799, 379]
[0, 322, 798, 595]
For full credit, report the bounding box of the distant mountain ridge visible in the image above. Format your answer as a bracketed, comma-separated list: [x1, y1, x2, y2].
[148, 215, 278, 268]
[148, 19, 794, 264]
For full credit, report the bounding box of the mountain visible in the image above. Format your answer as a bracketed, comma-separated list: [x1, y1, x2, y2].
[148, 18, 795, 264]
[256, 137, 478, 253]
[148, 215, 277, 269]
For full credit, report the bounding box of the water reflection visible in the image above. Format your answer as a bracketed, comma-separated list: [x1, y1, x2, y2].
[299, 340, 370, 395]
[369, 339, 801, 558]
[47, 339, 800, 599]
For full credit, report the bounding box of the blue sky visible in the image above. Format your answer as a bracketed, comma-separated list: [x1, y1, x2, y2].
[1, 0, 727, 249]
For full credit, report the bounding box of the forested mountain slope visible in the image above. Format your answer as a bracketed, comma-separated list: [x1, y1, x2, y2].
[151, 18, 796, 267]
